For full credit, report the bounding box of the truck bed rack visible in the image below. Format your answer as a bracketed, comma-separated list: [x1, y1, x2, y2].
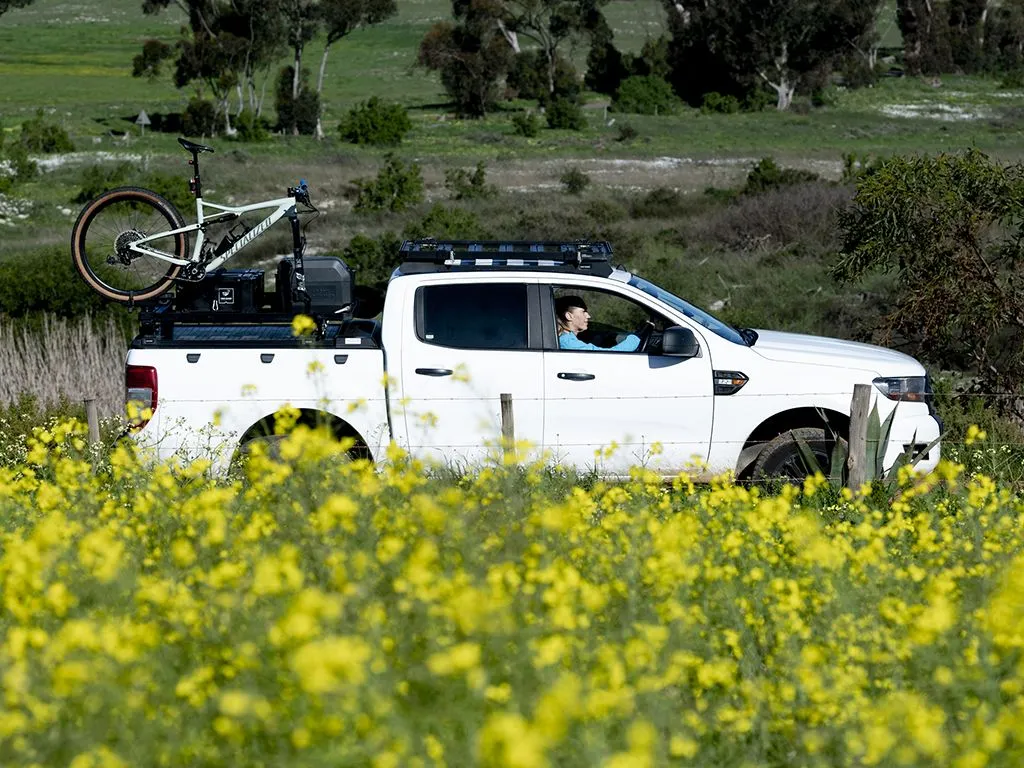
[132, 301, 379, 349]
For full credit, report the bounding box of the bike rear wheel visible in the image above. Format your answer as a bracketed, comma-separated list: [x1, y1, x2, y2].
[71, 186, 188, 303]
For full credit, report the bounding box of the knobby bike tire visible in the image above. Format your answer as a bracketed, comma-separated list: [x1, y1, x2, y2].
[71, 186, 188, 303]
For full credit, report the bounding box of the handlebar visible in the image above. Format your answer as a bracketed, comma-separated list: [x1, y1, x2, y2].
[289, 179, 312, 206]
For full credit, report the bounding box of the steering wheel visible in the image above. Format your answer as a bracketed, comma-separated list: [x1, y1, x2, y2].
[633, 319, 656, 352]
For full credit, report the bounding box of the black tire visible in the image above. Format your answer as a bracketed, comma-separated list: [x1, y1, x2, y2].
[752, 427, 843, 481]
[71, 186, 187, 303]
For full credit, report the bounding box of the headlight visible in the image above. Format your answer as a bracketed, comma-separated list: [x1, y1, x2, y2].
[872, 376, 930, 403]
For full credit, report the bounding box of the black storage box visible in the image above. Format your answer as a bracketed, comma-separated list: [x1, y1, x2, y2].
[276, 256, 354, 316]
[174, 269, 265, 313]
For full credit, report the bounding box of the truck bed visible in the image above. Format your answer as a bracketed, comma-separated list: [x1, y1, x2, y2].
[131, 316, 382, 350]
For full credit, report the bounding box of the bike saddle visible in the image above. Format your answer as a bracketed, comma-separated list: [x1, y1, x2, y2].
[177, 137, 215, 154]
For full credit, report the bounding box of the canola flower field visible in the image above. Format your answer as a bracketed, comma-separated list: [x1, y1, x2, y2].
[2, 420, 1024, 767]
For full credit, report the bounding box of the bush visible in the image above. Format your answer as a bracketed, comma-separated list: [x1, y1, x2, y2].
[692, 181, 852, 253]
[560, 166, 591, 195]
[276, 66, 319, 135]
[338, 97, 412, 146]
[630, 187, 685, 219]
[811, 85, 840, 108]
[0, 142, 36, 193]
[0, 246, 123, 319]
[545, 98, 586, 131]
[743, 157, 819, 195]
[700, 92, 741, 114]
[341, 232, 403, 288]
[71, 163, 191, 213]
[840, 152, 887, 184]
[615, 122, 638, 142]
[234, 109, 270, 142]
[73, 162, 135, 204]
[183, 98, 218, 138]
[18, 109, 74, 154]
[444, 162, 496, 201]
[353, 154, 424, 213]
[511, 112, 539, 138]
[403, 203, 488, 240]
[612, 75, 680, 116]
[507, 51, 579, 102]
[142, 170, 194, 215]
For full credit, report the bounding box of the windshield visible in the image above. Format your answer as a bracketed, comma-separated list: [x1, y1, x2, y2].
[628, 275, 747, 345]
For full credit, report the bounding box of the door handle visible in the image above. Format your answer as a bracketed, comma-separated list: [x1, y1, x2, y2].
[557, 372, 595, 381]
[415, 368, 453, 377]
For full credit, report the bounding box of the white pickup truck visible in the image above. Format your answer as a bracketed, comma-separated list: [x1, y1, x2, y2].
[125, 239, 942, 480]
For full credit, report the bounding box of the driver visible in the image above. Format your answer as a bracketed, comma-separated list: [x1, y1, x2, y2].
[556, 295, 641, 352]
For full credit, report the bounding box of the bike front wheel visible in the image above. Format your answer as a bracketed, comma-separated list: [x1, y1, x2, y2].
[71, 186, 189, 303]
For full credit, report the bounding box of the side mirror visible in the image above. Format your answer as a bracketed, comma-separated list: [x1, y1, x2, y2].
[661, 326, 700, 358]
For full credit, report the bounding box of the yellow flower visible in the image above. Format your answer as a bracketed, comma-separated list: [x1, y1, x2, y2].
[291, 313, 317, 336]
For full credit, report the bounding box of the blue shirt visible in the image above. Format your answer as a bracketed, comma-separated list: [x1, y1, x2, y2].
[559, 332, 640, 352]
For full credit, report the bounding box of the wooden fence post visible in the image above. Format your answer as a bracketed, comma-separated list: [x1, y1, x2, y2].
[847, 384, 870, 491]
[500, 393, 515, 457]
[84, 398, 100, 446]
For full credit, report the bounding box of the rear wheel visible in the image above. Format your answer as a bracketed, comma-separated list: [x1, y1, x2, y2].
[752, 427, 844, 481]
[71, 186, 188, 303]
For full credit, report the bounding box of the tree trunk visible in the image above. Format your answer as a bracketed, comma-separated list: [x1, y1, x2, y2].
[759, 42, 795, 111]
[497, 19, 520, 53]
[292, 46, 302, 136]
[546, 48, 556, 94]
[772, 80, 795, 110]
[314, 44, 331, 140]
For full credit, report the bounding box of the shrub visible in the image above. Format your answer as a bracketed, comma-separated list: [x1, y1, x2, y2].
[338, 98, 412, 146]
[183, 98, 218, 138]
[0, 246, 123, 319]
[73, 162, 135, 204]
[545, 98, 586, 131]
[143, 170, 194, 215]
[584, 197, 627, 224]
[840, 152, 887, 184]
[743, 157, 819, 195]
[811, 85, 840, 108]
[341, 232, 403, 288]
[630, 187, 685, 219]
[18, 109, 74, 153]
[700, 92, 740, 114]
[353, 154, 424, 213]
[507, 51, 579, 102]
[0, 142, 36, 193]
[403, 203, 488, 240]
[444, 162, 496, 201]
[612, 75, 680, 116]
[692, 181, 852, 253]
[560, 166, 591, 195]
[234, 109, 270, 142]
[276, 66, 319, 135]
[615, 122, 638, 142]
[511, 112, 539, 138]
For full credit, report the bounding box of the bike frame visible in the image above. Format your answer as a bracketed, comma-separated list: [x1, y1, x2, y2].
[129, 194, 300, 273]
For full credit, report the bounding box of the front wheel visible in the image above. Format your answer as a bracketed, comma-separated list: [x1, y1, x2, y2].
[752, 427, 845, 481]
[71, 186, 188, 303]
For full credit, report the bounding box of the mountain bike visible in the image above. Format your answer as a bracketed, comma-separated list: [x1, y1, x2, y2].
[70, 137, 315, 306]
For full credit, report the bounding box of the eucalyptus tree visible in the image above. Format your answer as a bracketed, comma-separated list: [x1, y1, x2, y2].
[313, 0, 399, 138]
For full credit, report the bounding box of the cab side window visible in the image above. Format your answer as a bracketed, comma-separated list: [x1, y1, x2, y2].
[552, 286, 668, 351]
[418, 284, 529, 350]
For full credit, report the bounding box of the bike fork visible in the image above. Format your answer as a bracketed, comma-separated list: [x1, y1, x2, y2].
[288, 211, 311, 313]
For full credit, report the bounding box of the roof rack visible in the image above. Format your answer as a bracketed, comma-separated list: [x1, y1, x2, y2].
[398, 239, 616, 276]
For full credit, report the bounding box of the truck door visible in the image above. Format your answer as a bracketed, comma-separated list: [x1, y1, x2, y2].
[397, 279, 545, 467]
[542, 285, 714, 476]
